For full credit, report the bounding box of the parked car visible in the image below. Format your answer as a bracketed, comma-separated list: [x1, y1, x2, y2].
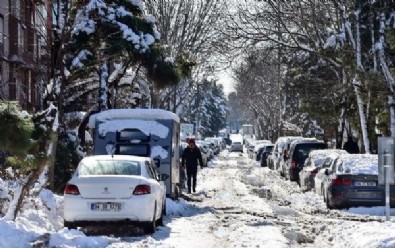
[267, 136, 291, 170]
[321, 154, 391, 209]
[259, 144, 274, 167]
[205, 138, 220, 155]
[276, 136, 303, 176]
[195, 141, 209, 167]
[283, 138, 328, 182]
[248, 140, 272, 159]
[252, 143, 273, 161]
[230, 141, 243, 152]
[63, 155, 168, 234]
[314, 151, 347, 196]
[200, 140, 215, 160]
[299, 149, 348, 192]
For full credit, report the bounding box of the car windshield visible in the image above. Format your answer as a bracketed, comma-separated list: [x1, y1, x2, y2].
[78, 160, 141, 176]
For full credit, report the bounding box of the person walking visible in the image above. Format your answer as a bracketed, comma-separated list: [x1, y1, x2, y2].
[343, 135, 360, 154]
[181, 138, 204, 194]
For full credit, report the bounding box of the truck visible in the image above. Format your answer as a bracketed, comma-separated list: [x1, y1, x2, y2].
[242, 124, 254, 144]
[87, 108, 181, 199]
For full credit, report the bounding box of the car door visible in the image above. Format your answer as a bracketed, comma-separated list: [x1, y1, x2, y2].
[145, 161, 164, 208]
[322, 158, 339, 197]
[315, 157, 334, 194]
[300, 157, 312, 188]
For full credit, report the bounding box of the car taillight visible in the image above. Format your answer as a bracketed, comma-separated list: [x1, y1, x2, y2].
[332, 177, 352, 186]
[64, 184, 80, 195]
[133, 184, 151, 195]
[291, 160, 297, 169]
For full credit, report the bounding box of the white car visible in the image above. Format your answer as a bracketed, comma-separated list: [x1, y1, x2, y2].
[63, 155, 168, 234]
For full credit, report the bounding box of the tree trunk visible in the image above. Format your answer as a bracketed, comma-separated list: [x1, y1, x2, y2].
[352, 75, 371, 153]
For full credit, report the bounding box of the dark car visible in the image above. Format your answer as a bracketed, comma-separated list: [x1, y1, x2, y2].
[283, 138, 328, 183]
[259, 144, 274, 167]
[322, 154, 394, 209]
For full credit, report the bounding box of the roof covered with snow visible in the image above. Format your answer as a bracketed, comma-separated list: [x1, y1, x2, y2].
[338, 154, 378, 175]
[88, 108, 180, 128]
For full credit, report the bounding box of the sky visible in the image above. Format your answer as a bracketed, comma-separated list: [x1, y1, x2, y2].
[217, 70, 236, 96]
[2, 142, 395, 247]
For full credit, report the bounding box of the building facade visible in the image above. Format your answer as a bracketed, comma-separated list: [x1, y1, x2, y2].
[0, 0, 49, 111]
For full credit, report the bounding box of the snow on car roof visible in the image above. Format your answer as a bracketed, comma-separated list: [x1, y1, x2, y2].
[307, 149, 348, 167]
[254, 143, 274, 151]
[338, 154, 378, 175]
[309, 149, 348, 159]
[88, 108, 180, 128]
[82, 154, 150, 162]
[96, 119, 169, 138]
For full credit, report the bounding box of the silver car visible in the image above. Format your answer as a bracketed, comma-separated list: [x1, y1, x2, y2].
[230, 141, 243, 152]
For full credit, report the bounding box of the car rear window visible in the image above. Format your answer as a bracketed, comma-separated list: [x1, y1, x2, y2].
[293, 143, 327, 164]
[78, 160, 141, 176]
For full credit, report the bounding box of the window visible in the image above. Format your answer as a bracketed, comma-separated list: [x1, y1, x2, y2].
[11, 0, 20, 18]
[117, 129, 150, 142]
[18, 23, 25, 51]
[116, 144, 150, 156]
[145, 161, 155, 179]
[0, 16, 3, 48]
[78, 160, 141, 176]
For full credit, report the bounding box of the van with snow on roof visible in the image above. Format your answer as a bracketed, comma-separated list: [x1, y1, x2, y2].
[88, 108, 181, 199]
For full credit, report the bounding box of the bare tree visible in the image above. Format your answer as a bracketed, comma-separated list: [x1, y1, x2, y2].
[145, 0, 226, 113]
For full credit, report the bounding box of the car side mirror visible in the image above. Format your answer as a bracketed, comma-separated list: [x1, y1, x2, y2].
[324, 169, 329, 176]
[159, 173, 169, 181]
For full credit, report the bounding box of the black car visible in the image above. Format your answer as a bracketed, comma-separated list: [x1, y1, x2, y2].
[322, 154, 395, 209]
[283, 138, 328, 183]
[259, 144, 274, 167]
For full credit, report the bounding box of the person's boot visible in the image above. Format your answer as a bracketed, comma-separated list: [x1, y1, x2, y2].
[187, 188, 191, 194]
[193, 188, 196, 193]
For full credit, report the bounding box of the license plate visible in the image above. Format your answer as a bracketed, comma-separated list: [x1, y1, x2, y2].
[91, 202, 122, 211]
[354, 181, 376, 187]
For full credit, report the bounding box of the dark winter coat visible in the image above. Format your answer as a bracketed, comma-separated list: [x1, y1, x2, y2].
[343, 140, 360, 154]
[181, 146, 204, 173]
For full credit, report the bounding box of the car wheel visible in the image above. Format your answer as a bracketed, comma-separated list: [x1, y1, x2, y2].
[64, 221, 76, 229]
[157, 204, 165, 226]
[144, 204, 157, 234]
[325, 194, 333, 209]
[163, 200, 167, 216]
[174, 185, 180, 200]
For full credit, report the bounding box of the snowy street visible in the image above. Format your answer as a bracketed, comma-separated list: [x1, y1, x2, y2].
[3, 148, 395, 248]
[151, 150, 395, 248]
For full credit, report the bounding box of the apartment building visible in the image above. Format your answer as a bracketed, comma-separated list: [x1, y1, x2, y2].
[0, 0, 49, 111]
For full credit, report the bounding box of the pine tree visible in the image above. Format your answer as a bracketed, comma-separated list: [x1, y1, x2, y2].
[63, 0, 189, 110]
